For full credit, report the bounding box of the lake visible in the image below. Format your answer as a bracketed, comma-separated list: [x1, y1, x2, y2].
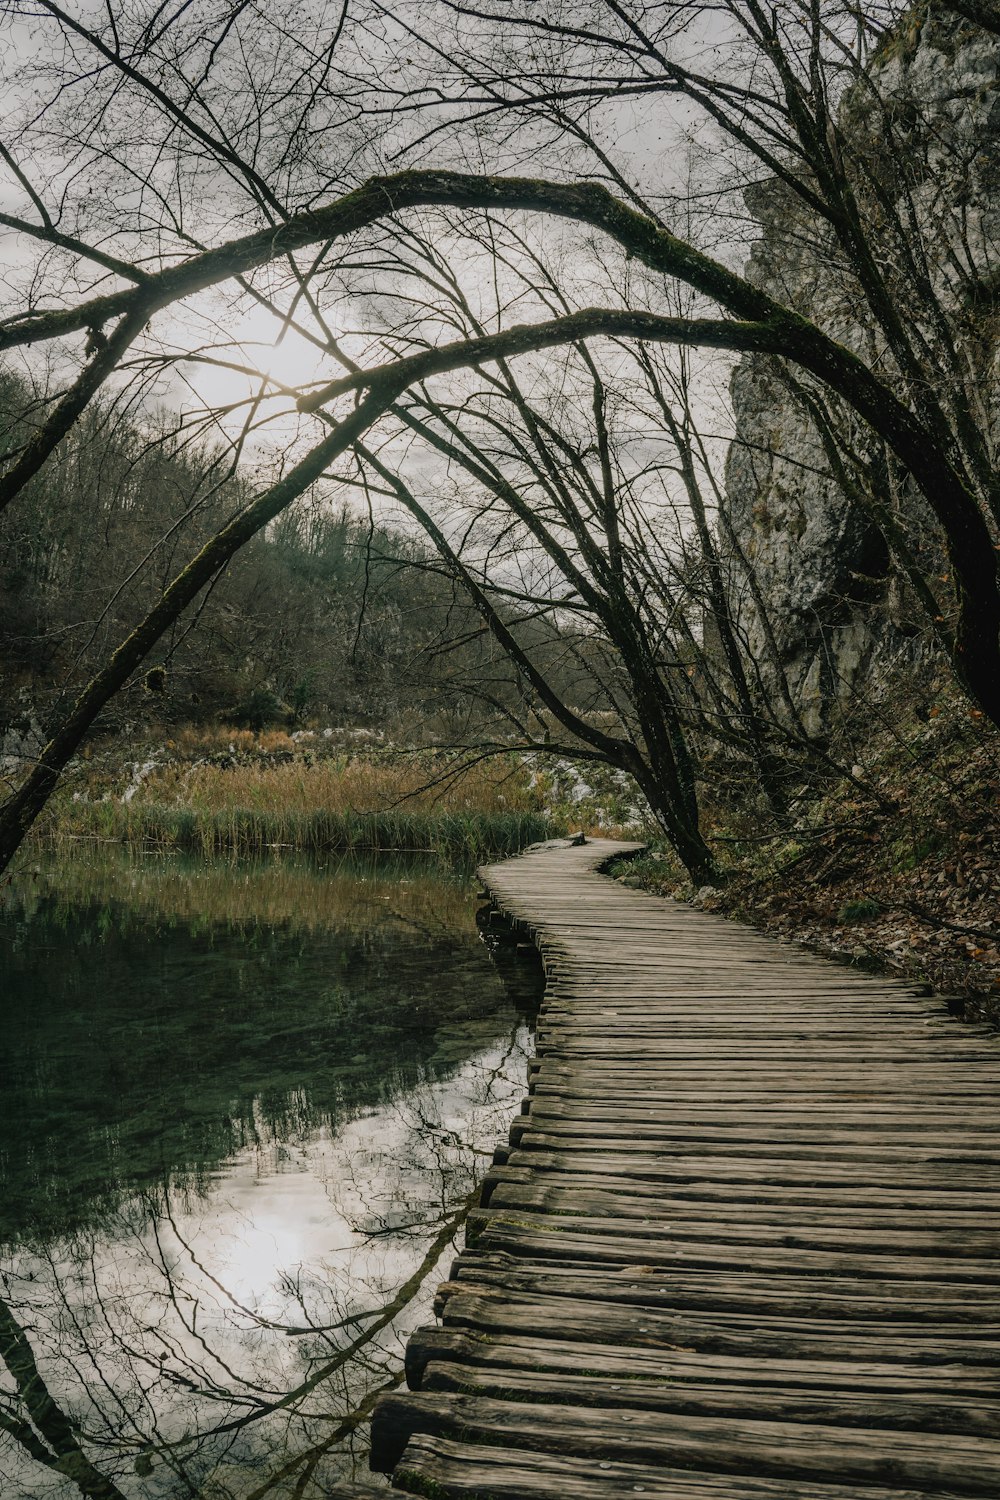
[0, 846, 539, 1499]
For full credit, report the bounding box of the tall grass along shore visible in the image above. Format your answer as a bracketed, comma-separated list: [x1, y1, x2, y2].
[38, 730, 574, 859]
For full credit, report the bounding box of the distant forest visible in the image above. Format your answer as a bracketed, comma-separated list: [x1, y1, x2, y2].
[0, 369, 601, 745]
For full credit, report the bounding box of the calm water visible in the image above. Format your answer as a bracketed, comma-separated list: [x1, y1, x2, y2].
[0, 847, 538, 1499]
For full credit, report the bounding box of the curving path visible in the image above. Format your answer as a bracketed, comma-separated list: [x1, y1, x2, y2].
[357, 838, 1000, 1498]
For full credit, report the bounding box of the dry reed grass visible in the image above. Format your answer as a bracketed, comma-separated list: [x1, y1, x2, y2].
[46, 750, 562, 858]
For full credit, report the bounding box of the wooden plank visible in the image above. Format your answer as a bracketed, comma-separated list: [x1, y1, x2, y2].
[507, 1120, 1000, 1158]
[444, 1261, 999, 1323]
[515, 1100, 1000, 1124]
[502, 1145, 1000, 1194]
[438, 1289, 1000, 1361]
[535, 1026, 974, 1042]
[473, 1218, 1000, 1280]
[534, 1025, 989, 1046]
[372, 1391, 1000, 1491]
[525, 1081, 1000, 1098]
[529, 1052, 1000, 1073]
[469, 1203, 1000, 1258]
[421, 1360, 1000, 1437]
[509, 1118, 1000, 1146]
[484, 1177, 1000, 1231]
[404, 1328, 1000, 1396]
[481, 1163, 1000, 1212]
[528, 1059, 1000, 1081]
[515, 1098, 1000, 1122]
[534, 1037, 998, 1056]
[391, 1435, 979, 1500]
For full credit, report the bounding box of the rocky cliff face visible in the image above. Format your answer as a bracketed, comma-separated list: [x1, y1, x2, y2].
[722, 11, 1000, 732]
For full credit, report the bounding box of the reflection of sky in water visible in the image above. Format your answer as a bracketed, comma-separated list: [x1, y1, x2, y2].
[0, 850, 534, 1498]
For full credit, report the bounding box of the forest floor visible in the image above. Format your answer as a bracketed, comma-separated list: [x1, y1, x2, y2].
[613, 699, 1000, 1025]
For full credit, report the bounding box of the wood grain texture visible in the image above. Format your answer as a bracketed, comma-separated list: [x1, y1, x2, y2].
[341, 839, 1000, 1499]
[388, 1434, 982, 1500]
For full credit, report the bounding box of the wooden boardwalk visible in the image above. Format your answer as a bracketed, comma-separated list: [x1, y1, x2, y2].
[359, 838, 1000, 1498]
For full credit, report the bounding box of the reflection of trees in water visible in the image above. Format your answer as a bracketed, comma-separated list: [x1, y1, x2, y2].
[0, 858, 518, 1248]
[0, 1026, 528, 1499]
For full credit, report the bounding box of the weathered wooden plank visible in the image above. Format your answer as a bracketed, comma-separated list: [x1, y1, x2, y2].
[535, 1052, 1000, 1071]
[534, 1032, 991, 1058]
[515, 1101, 1000, 1128]
[536, 1026, 974, 1042]
[404, 1327, 1000, 1395]
[528, 1057, 1000, 1079]
[481, 1163, 1000, 1212]
[483, 1176, 1000, 1232]
[472, 1218, 1000, 1280]
[372, 1391, 1000, 1491]
[420, 1360, 1000, 1437]
[534, 1060, 989, 1082]
[443, 1261, 998, 1323]
[542, 994, 944, 1006]
[509, 1118, 1000, 1148]
[528, 1070, 1000, 1099]
[469, 1202, 1000, 1257]
[501, 1144, 1000, 1195]
[544, 1000, 945, 1013]
[507, 1120, 1000, 1159]
[517, 1098, 1000, 1125]
[437, 1289, 1000, 1361]
[390, 1435, 979, 1500]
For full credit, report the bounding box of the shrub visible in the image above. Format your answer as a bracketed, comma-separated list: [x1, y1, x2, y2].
[838, 897, 881, 923]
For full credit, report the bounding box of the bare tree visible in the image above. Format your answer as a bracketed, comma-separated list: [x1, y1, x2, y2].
[1, 1, 998, 871]
[325, 215, 786, 879]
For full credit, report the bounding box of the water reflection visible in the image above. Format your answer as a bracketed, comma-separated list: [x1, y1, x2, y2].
[0, 848, 537, 1498]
